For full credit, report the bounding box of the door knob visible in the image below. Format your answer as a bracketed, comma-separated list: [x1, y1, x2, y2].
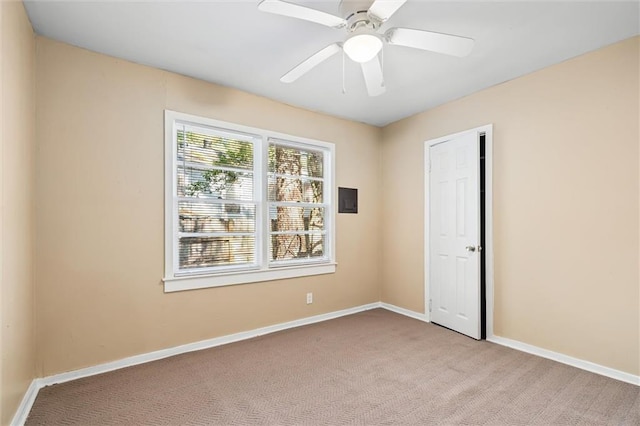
[465, 246, 476, 252]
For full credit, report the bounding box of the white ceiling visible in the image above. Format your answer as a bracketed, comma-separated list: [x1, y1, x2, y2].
[24, 0, 640, 127]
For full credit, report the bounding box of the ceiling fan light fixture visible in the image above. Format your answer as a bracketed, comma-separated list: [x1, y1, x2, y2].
[343, 32, 382, 63]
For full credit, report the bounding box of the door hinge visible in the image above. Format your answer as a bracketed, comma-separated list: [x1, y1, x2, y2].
[429, 299, 432, 313]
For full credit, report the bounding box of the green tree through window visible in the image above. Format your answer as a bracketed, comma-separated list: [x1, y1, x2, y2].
[270, 143, 325, 261]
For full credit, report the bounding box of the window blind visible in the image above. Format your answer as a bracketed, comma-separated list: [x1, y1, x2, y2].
[175, 124, 257, 272]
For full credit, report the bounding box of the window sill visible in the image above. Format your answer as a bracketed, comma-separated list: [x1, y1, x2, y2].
[163, 263, 337, 293]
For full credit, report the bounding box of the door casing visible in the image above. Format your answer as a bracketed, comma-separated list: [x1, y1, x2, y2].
[424, 124, 494, 338]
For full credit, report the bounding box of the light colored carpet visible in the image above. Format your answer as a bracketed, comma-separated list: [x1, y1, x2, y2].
[26, 309, 639, 425]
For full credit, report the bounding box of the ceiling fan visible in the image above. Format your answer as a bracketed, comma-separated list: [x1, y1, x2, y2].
[258, 0, 475, 97]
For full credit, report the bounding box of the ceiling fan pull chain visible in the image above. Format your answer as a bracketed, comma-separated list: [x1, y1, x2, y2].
[342, 48, 346, 94]
[381, 44, 385, 88]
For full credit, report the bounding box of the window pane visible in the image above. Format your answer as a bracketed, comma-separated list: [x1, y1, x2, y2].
[179, 236, 255, 269]
[270, 233, 325, 261]
[267, 176, 323, 203]
[168, 113, 334, 284]
[268, 144, 323, 178]
[177, 129, 253, 170]
[269, 206, 325, 232]
[177, 167, 253, 201]
[179, 202, 255, 233]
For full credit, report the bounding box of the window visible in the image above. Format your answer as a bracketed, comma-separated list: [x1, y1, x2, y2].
[164, 111, 335, 292]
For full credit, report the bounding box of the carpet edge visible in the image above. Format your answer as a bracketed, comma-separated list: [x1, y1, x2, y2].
[487, 335, 640, 386]
[13, 303, 638, 426]
[12, 302, 381, 426]
[380, 302, 429, 322]
[40, 302, 383, 388]
[10, 378, 41, 426]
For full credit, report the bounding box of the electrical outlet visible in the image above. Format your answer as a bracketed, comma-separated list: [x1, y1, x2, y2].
[306, 292, 313, 304]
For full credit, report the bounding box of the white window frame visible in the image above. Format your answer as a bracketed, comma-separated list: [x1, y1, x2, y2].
[163, 110, 336, 293]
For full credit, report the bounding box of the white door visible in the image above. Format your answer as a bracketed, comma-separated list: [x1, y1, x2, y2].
[429, 131, 480, 339]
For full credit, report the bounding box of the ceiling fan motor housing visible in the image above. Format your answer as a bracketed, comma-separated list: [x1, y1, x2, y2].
[339, 0, 381, 31]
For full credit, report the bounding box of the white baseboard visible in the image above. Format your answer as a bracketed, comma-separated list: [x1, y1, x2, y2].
[10, 378, 41, 426]
[380, 302, 429, 322]
[40, 302, 381, 388]
[11, 303, 638, 425]
[487, 335, 640, 386]
[11, 302, 380, 425]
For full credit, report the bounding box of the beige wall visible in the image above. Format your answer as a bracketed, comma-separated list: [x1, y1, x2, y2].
[1, 1, 36, 424]
[35, 37, 382, 377]
[2, 17, 634, 420]
[381, 36, 640, 375]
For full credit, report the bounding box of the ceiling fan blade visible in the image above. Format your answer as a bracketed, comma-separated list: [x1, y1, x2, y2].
[280, 43, 342, 83]
[360, 56, 386, 97]
[258, 0, 346, 29]
[386, 27, 474, 57]
[368, 0, 407, 22]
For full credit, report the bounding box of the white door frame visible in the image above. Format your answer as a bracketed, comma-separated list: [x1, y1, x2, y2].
[424, 124, 494, 338]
